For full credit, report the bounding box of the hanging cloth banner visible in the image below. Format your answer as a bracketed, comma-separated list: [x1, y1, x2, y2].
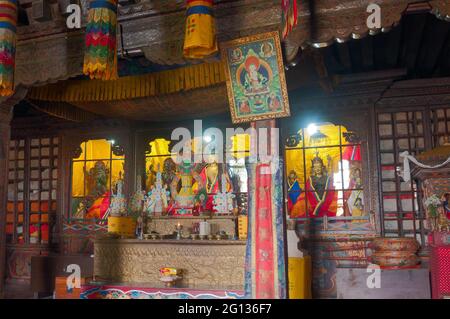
[399, 151, 450, 182]
[83, 0, 118, 80]
[245, 163, 287, 298]
[0, 0, 17, 96]
[281, 0, 298, 39]
[183, 0, 218, 59]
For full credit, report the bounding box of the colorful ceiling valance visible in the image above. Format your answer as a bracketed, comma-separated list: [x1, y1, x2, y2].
[183, 0, 218, 59]
[83, 0, 118, 80]
[0, 0, 17, 96]
[28, 61, 225, 102]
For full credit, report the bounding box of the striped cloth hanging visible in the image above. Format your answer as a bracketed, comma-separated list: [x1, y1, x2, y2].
[183, 0, 218, 59]
[83, 0, 118, 80]
[0, 0, 17, 96]
[281, 0, 298, 39]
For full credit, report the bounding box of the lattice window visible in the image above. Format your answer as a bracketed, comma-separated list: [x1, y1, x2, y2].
[431, 107, 450, 147]
[6, 137, 59, 245]
[284, 123, 365, 219]
[377, 107, 450, 245]
[70, 139, 125, 220]
[377, 110, 432, 245]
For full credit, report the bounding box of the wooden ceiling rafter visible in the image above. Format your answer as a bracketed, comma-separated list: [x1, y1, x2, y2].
[284, 0, 450, 65]
[312, 9, 450, 86]
[13, 0, 450, 88]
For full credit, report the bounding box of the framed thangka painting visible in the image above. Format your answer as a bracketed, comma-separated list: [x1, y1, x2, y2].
[221, 31, 291, 123]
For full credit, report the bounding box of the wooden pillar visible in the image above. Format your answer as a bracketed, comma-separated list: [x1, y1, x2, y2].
[0, 105, 12, 298]
[0, 88, 27, 298]
[245, 119, 287, 298]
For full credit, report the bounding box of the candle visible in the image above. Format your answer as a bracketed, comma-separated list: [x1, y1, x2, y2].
[199, 221, 210, 236]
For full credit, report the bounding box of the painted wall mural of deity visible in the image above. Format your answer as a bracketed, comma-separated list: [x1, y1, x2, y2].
[236, 49, 277, 114]
[221, 32, 290, 123]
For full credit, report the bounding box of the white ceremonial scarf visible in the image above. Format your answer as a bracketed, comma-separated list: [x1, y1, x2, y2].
[399, 151, 450, 182]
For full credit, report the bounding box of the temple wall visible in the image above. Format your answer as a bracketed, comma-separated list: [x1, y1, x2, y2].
[2, 75, 450, 298]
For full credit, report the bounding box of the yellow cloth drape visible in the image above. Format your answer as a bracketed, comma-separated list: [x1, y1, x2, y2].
[183, 0, 218, 59]
[28, 61, 226, 102]
[288, 256, 312, 299]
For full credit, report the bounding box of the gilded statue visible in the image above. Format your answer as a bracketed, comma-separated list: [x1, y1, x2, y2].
[290, 153, 337, 218]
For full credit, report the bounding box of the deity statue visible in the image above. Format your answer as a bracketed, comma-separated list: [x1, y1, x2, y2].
[198, 162, 232, 212]
[84, 161, 111, 220]
[161, 158, 177, 190]
[170, 161, 202, 214]
[292, 154, 337, 218]
[87, 161, 109, 197]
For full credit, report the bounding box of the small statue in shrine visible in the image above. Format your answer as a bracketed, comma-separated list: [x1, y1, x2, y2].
[135, 214, 144, 240]
[73, 201, 86, 219]
[344, 167, 364, 217]
[109, 179, 127, 217]
[144, 169, 169, 216]
[287, 170, 302, 217]
[213, 173, 235, 215]
[193, 188, 207, 216]
[130, 176, 145, 214]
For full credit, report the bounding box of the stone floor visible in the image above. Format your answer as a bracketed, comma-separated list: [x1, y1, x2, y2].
[336, 267, 431, 299]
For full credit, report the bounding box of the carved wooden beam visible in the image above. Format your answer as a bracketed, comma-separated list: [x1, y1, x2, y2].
[121, 0, 280, 65]
[15, 31, 84, 87]
[15, 0, 280, 85]
[430, 0, 450, 20]
[284, 0, 419, 62]
[13, 0, 450, 86]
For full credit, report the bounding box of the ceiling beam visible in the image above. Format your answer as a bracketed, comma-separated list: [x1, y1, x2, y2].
[360, 36, 374, 71]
